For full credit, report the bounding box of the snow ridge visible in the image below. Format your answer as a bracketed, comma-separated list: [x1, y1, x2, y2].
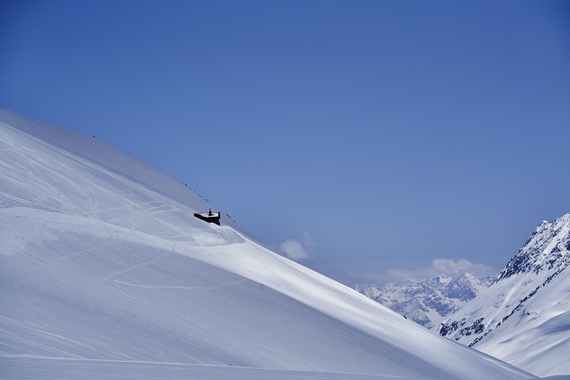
[436, 212, 570, 377]
[500, 214, 570, 279]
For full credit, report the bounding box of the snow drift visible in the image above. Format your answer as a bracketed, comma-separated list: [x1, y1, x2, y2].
[0, 109, 535, 379]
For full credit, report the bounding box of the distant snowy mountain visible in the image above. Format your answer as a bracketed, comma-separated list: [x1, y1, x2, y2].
[437, 213, 570, 378]
[355, 273, 493, 328]
[0, 109, 536, 379]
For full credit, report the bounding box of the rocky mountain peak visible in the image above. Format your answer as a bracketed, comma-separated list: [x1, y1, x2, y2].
[498, 212, 570, 280]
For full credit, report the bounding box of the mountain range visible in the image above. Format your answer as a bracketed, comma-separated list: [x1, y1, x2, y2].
[355, 273, 494, 328]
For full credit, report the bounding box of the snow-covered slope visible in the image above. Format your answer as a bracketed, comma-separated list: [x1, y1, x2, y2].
[437, 213, 570, 377]
[355, 273, 492, 328]
[0, 109, 535, 379]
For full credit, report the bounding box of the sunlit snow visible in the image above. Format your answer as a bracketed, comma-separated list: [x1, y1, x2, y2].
[0, 109, 536, 379]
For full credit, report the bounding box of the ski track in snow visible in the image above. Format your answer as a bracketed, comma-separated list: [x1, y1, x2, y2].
[112, 279, 246, 291]
[86, 250, 172, 307]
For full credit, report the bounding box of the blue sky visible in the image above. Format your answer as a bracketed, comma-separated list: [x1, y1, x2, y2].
[1, 0, 569, 285]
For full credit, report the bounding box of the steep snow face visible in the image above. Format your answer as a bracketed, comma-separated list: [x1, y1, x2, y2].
[437, 213, 570, 377]
[499, 215, 570, 279]
[355, 273, 491, 328]
[0, 109, 535, 379]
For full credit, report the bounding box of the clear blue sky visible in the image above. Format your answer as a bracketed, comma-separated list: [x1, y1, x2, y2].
[1, 0, 569, 285]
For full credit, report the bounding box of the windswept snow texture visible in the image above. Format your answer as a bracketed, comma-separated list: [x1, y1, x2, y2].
[437, 213, 570, 377]
[0, 109, 535, 379]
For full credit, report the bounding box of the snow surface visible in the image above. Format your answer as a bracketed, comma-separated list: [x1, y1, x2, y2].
[476, 268, 570, 377]
[437, 213, 570, 377]
[0, 109, 536, 379]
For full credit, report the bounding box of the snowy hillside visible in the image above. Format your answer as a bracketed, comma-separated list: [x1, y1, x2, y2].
[0, 109, 535, 379]
[437, 213, 570, 377]
[355, 273, 492, 328]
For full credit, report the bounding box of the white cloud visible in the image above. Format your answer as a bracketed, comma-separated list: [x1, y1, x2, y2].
[387, 259, 496, 281]
[312, 259, 497, 286]
[278, 233, 315, 260]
